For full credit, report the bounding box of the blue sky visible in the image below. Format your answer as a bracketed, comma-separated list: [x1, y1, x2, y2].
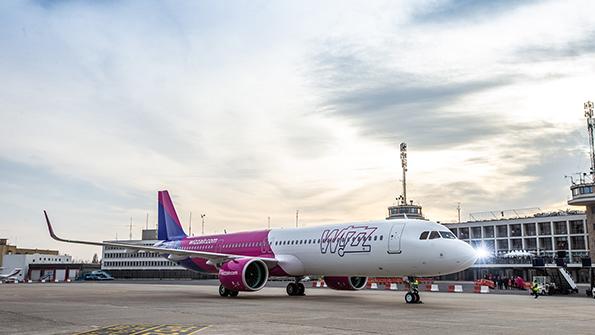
[1, 0, 595, 260]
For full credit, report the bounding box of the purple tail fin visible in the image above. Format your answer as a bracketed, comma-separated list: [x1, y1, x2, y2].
[157, 190, 187, 241]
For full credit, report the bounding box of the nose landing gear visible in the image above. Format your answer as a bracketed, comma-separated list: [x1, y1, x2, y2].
[404, 290, 420, 304]
[404, 277, 422, 304]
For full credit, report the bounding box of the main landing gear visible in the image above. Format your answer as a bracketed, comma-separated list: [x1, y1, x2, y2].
[286, 278, 305, 296]
[219, 284, 239, 298]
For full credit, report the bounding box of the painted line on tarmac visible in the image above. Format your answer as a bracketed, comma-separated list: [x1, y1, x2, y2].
[76, 324, 208, 335]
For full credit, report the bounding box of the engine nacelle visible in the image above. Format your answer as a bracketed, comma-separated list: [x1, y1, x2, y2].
[218, 258, 269, 292]
[324, 276, 368, 290]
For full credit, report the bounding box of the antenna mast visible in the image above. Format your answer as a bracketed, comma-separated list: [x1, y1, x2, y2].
[585, 101, 595, 182]
[400, 142, 408, 204]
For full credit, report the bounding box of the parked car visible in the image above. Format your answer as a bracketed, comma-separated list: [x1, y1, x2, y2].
[82, 271, 114, 281]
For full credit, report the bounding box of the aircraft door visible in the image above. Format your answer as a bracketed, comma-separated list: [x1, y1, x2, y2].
[388, 222, 406, 254]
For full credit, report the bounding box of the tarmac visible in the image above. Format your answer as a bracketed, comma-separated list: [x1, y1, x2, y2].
[1, 281, 593, 335]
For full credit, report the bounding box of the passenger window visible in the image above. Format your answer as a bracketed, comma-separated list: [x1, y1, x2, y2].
[429, 231, 441, 239]
[419, 231, 429, 240]
[379, 235, 383, 241]
[374, 236, 377, 241]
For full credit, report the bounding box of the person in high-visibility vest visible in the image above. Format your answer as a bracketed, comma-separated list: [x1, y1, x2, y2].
[530, 282, 540, 299]
[411, 278, 420, 292]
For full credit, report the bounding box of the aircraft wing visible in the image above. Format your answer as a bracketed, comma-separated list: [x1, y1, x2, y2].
[44, 211, 278, 267]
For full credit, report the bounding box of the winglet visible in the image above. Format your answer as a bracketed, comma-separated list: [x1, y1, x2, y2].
[44, 210, 61, 241]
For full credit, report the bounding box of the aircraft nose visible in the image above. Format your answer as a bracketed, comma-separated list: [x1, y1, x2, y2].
[459, 241, 478, 269]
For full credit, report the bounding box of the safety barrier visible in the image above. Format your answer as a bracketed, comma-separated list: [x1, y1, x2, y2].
[473, 285, 490, 293]
[384, 283, 398, 290]
[311, 281, 488, 294]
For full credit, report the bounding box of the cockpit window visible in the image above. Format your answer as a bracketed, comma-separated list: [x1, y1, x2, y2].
[440, 231, 456, 239]
[419, 231, 429, 240]
[429, 231, 441, 239]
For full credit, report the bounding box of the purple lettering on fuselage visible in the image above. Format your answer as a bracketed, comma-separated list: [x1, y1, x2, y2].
[320, 225, 377, 257]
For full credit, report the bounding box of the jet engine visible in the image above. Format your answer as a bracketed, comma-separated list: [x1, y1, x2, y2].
[324, 276, 368, 290]
[218, 258, 269, 291]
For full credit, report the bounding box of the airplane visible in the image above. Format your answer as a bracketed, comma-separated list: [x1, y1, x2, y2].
[0, 268, 22, 283]
[44, 190, 477, 303]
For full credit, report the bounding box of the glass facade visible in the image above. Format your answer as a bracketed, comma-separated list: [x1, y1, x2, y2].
[471, 227, 482, 239]
[539, 237, 553, 250]
[445, 215, 587, 264]
[523, 223, 536, 236]
[483, 226, 494, 238]
[554, 237, 568, 250]
[570, 236, 586, 250]
[496, 225, 508, 238]
[524, 238, 537, 250]
[496, 239, 508, 251]
[553, 221, 567, 235]
[509, 224, 522, 237]
[458, 227, 469, 239]
[569, 220, 584, 234]
[538, 222, 551, 235]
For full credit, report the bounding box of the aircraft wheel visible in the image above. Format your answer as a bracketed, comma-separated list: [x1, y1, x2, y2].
[405, 292, 415, 304]
[229, 290, 239, 297]
[297, 283, 305, 296]
[413, 292, 420, 303]
[219, 284, 230, 297]
[287, 283, 298, 296]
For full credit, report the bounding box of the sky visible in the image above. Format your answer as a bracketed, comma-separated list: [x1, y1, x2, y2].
[1, 0, 595, 260]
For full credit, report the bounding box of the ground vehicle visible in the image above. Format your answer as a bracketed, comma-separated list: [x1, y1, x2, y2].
[532, 276, 556, 295]
[82, 271, 114, 281]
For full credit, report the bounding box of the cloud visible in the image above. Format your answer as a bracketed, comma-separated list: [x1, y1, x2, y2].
[1, 0, 595, 260]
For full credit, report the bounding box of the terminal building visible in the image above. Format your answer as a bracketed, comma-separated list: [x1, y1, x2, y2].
[442, 211, 591, 283]
[101, 229, 213, 279]
[0, 238, 59, 267]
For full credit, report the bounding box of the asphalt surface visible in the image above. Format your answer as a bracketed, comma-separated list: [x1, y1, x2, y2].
[1, 281, 593, 335]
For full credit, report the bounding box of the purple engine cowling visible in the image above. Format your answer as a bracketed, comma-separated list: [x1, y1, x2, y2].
[218, 258, 269, 291]
[324, 276, 368, 290]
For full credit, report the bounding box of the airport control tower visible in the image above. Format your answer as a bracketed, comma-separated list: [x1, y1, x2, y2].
[567, 101, 595, 291]
[386, 142, 425, 220]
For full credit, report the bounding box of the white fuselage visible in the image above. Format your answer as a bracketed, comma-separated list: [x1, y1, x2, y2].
[266, 219, 477, 277]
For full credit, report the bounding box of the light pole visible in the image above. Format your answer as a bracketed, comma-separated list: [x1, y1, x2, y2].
[201, 214, 206, 235]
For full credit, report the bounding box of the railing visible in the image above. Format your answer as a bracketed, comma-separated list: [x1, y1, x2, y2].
[474, 256, 580, 265]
